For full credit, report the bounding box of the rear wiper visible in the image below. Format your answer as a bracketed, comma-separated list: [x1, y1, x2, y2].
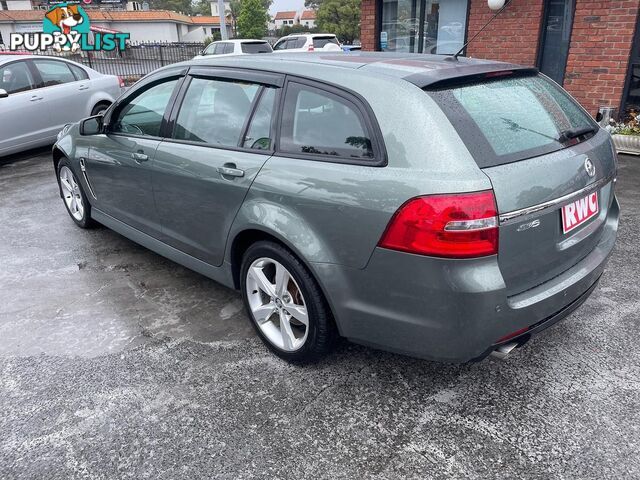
[557, 126, 597, 143]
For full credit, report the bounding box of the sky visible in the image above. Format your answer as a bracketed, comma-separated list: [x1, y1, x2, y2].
[269, 0, 305, 16]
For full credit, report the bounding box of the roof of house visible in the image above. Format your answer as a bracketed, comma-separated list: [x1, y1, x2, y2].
[274, 11, 297, 20]
[300, 10, 316, 21]
[0, 9, 224, 25]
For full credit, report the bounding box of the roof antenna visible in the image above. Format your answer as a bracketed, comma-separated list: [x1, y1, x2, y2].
[446, 0, 512, 62]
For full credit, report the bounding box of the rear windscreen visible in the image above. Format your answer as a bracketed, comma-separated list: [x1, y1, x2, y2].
[428, 74, 597, 167]
[313, 37, 339, 48]
[241, 42, 272, 54]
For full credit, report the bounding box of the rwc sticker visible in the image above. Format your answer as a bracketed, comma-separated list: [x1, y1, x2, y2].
[561, 192, 599, 234]
[9, 2, 129, 53]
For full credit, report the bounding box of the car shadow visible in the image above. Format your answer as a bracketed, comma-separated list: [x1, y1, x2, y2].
[0, 145, 53, 166]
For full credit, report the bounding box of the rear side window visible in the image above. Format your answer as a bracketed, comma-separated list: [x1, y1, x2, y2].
[280, 82, 375, 160]
[223, 43, 235, 54]
[174, 77, 260, 147]
[241, 42, 272, 54]
[429, 74, 596, 167]
[68, 64, 88, 81]
[294, 37, 307, 48]
[313, 36, 338, 48]
[33, 59, 76, 86]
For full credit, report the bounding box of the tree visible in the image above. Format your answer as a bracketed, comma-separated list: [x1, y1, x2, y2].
[317, 0, 360, 44]
[148, 0, 194, 14]
[192, 0, 212, 16]
[229, 0, 241, 37]
[237, 0, 268, 39]
[305, 0, 324, 9]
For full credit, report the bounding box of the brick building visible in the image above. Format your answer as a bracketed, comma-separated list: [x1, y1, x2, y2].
[360, 0, 640, 119]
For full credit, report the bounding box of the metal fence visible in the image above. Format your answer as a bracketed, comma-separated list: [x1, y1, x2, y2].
[31, 42, 206, 86]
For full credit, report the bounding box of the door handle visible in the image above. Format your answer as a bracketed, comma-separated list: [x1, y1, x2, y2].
[131, 152, 148, 162]
[217, 165, 245, 178]
[30, 95, 43, 102]
[78, 85, 89, 91]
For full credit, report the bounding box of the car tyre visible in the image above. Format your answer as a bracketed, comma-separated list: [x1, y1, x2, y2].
[90, 102, 111, 117]
[57, 157, 95, 229]
[240, 241, 336, 363]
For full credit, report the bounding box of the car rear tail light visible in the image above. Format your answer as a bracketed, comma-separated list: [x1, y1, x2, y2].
[308, 44, 315, 52]
[118, 76, 125, 88]
[378, 190, 499, 258]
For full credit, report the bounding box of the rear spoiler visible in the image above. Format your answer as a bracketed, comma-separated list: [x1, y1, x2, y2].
[405, 65, 539, 90]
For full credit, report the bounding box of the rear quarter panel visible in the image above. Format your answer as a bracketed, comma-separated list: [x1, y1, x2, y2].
[229, 72, 491, 268]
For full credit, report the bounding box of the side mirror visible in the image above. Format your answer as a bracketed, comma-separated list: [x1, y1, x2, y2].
[80, 115, 103, 136]
[0, 89, 8, 99]
[200, 49, 206, 56]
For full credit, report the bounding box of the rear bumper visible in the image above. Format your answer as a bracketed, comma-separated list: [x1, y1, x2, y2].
[312, 195, 619, 363]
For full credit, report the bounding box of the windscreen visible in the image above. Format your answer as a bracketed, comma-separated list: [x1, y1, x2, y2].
[241, 42, 272, 54]
[428, 74, 596, 167]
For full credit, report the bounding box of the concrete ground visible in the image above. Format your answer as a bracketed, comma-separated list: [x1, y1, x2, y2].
[0, 149, 639, 479]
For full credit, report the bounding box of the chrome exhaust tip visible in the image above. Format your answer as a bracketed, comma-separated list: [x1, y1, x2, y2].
[490, 342, 519, 360]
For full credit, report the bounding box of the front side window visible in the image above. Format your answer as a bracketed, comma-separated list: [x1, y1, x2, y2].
[112, 79, 179, 137]
[174, 77, 260, 147]
[273, 39, 290, 51]
[280, 82, 375, 159]
[203, 43, 217, 55]
[33, 59, 76, 86]
[380, 0, 468, 55]
[0, 61, 35, 94]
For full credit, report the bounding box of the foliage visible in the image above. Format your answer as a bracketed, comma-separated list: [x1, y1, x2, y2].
[305, 0, 324, 9]
[317, 0, 360, 44]
[237, 0, 269, 39]
[192, 0, 212, 16]
[607, 111, 640, 136]
[228, 0, 241, 37]
[148, 0, 194, 14]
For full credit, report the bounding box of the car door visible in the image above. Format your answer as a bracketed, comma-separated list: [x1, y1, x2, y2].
[0, 60, 50, 155]
[31, 58, 91, 132]
[151, 68, 283, 266]
[84, 74, 183, 238]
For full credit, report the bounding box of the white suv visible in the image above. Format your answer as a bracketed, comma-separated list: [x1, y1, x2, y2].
[195, 39, 273, 59]
[273, 34, 342, 53]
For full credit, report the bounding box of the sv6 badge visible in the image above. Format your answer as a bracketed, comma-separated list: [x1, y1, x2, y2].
[517, 219, 541, 232]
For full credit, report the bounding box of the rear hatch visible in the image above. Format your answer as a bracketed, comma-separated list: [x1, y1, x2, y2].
[428, 72, 617, 296]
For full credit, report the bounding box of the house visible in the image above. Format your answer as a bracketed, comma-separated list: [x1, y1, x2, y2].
[0, 9, 232, 45]
[300, 10, 316, 29]
[273, 10, 297, 29]
[360, 0, 640, 121]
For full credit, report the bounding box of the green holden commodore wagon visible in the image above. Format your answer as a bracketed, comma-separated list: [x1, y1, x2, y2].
[53, 52, 619, 363]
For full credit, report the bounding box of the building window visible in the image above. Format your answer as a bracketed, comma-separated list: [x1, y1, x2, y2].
[538, 0, 575, 85]
[380, 0, 468, 55]
[0, 1, 7, 10]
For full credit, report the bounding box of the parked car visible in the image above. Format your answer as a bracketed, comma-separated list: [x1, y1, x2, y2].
[194, 39, 273, 59]
[0, 55, 123, 157]
[52, 53, 619, 363]
[273, 34, 341, 52]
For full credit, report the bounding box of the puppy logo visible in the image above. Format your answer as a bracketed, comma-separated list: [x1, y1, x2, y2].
[44, 4, 88, 52]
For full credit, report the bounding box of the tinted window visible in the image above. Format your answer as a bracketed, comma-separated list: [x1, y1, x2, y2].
[174, 77, 259, 147]
[214, 43, 227, 55]
[313, 36, 339, 48]
[223, 43, 235, 54]
[33, 60, 76, 86]
[429, 74, 595, 167]
[294, 37, 307, 48]
[241, 42, 272, 54]
[68, 63, 88, 81]
[112, 79, 179, 137]
[243, 87, 276, 150]
[280, 82, 374, 159]
[0, 61, 35, 94]
[273, 39, 290, 51]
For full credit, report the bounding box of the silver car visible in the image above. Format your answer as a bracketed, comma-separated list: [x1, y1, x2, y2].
[52, 53, 619, 363]
[0, 55, 122, 157]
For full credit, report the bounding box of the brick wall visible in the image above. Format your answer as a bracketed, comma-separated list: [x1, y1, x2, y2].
[360, 0, 378, 51]
[564, 1, 639, 115]
[360, 0, 639, 114]
[465, 0, 544, 65]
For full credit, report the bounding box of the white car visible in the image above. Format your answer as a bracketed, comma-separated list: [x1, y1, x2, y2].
[195, 39, 273, 59]
[273, 34, 342, 53]
[0, 55, 123, 157]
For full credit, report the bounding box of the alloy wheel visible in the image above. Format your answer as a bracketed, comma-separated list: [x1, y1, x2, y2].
[59, 166, 84, 221]
[246, 257, 309, 352]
